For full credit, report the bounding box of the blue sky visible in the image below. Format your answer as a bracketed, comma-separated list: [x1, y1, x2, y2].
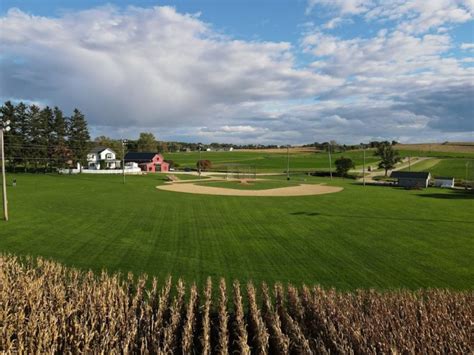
[1, 0, 473, 143]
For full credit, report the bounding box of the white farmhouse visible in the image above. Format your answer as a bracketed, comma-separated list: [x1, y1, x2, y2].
[87, 147, 120, 170]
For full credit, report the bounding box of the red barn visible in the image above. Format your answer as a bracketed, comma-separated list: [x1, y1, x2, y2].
[124, 152, 169, 172]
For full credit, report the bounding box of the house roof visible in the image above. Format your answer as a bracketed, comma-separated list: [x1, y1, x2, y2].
[390, 171, 430, 179]
[89, 146, 116, 154]
[124, 152, 160, 162]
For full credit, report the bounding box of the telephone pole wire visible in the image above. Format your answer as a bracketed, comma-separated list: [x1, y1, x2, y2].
[0, 115, 11, 221]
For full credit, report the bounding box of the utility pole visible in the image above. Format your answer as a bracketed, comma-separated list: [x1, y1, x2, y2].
[286, 145, 290, 180]
[1, 116, 11, 221]
[198, 144, 202, 177]
[466, 161, 470, 189]
[408, 156, 411, 171]
[328, 143, 333, 180]
[122, 139, 127, 184]
[363, 146, 366, 186]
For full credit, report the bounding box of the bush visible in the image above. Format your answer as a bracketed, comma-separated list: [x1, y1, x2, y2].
[197, 159, 212, 171]
[335, 157, 355, 177]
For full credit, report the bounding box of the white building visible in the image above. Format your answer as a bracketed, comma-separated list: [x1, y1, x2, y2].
[433, 177, 455, 188]
[87, 147, 120, 170]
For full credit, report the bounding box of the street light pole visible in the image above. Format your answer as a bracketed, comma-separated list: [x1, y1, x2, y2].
[122, 139, 127, 184]
[466, 161, 470, 189]
[328, 143, 333, 180]
[198, 145, 202, 177]
[0, 116, 11, 221]
[363, 146, 366, 186]
[287, 145, 290, 180]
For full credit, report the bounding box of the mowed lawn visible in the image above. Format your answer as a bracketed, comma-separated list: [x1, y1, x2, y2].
[401, 158, 474, 180]
[0, 173, 473, 290]
[166, 150, 380, 172]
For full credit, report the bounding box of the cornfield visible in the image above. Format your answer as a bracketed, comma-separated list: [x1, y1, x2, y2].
[1, 255, 472, 353]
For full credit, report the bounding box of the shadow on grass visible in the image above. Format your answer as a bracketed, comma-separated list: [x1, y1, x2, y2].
[416, 190, 474, 200]
[289, 211, 474, 224]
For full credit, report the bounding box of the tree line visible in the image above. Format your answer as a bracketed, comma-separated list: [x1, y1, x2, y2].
[1, 101, 90, 172]
[302, 140, 399, 152]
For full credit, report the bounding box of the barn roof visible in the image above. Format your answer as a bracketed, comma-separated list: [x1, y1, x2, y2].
[390, 171, 430, 179]
[124, 152, 160, 162]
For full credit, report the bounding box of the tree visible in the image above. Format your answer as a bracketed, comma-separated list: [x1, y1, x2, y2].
[43, 106, 56, 170]
[1, 102, 19, 170]
[374, 143, 401, 176]
[137, 132, 157, 152]
[335, 157, 355, 177]
[52, 107, 71, 168]
[197, 160, 212, 171]
[94, 136, 123, 160]
[68, 109, 91, 168]
[158, 141, 168, 153]
[29, 105, 49, 171]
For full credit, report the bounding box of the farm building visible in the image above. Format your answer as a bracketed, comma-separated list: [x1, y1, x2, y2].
[87, 147, 121, 170]
[433, 177, 455, 188]
[390, 171, 431, 188]
[124, 152, 169, 173]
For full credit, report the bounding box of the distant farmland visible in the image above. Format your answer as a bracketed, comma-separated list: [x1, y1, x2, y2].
[396, 142, 474, 155]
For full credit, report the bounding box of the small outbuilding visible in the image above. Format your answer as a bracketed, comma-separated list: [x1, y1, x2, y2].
[390, 171, 431, 189]
[124, 152, 169, 173]
[433, 177, 455, 188]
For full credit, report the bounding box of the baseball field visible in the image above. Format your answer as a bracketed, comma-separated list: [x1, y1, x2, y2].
[0, 157, 472, 289]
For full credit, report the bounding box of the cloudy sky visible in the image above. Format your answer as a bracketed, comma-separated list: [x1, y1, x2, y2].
[1, 0, 473, 144]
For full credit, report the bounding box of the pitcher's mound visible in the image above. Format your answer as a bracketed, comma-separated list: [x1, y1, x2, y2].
[156, 182, 343, 197]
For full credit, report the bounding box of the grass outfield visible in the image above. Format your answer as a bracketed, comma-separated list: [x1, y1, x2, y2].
[166, 149, 474, 175]
[0, 173, 472, 290]
[166, 150, 380, 172]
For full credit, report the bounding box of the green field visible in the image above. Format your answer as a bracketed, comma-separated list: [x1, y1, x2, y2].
[398, 149, 474, 159]
[0, 173, 472, 290]
[402, 158, 474, 180]
[167, 150, 380, 172]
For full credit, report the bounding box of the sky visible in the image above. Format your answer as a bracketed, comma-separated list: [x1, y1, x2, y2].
[0, 0, 473, 144]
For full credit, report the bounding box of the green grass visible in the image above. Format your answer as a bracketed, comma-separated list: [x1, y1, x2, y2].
[196, 179, 300, 190]
[168, 149, 474, 174]
[401, 158, 474, 180]
[398, 150, 474, 159]
[167, 150, 380, 172]
[0, 173, 472, 290]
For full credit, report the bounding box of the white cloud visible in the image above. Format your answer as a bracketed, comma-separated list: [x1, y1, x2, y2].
[307, 0, 473, 33]
[306, 0, 370, 16]
[461, 42, 474, 50]
[1, 4, 473, 144]
[0, 6, 340, 132]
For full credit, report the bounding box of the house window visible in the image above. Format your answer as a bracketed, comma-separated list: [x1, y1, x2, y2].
[106, 153, 112, 160]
